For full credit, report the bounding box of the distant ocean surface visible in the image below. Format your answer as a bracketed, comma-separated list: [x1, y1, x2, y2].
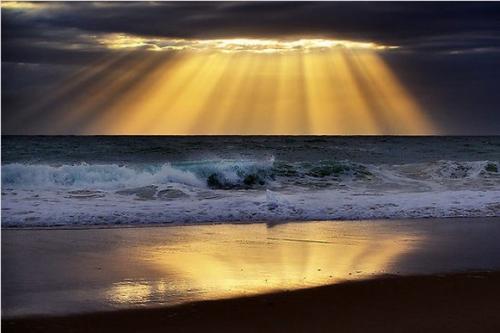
[2, 136, 500, 227]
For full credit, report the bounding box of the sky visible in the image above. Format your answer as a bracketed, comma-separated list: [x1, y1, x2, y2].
[2, 1, 500, 135]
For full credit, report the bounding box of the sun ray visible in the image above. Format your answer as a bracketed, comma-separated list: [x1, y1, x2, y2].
[222, 55, 261, 134]
[303, 51, 342, 134]
[275, 52, 311, 134]
[336, 50, 381, 133]
[188, 52, 238, 134]
[58, 53, 168, 133]
[21, 37, 437, 135]
[237, 54, 278, 134]
[152, 52, 233, 134]
[8, 52, 133, 132]
[355, 52, 436, 134]
[94, 52, 198, 133]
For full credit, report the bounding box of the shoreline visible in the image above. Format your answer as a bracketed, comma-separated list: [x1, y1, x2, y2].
[3, 215, 500, 231]
[4, 271, 500, 333]
[3, 217, 500, 319]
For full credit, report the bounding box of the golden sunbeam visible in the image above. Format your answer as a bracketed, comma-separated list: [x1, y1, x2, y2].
[56, 53, 168, 133]
[189, 53, 246, 133]
[7, 52, 131, 129]
[332, 51, 380, 133]
[222, 55, 262, 134]
[303, 52, 339, 133]
[21, 37, 437, 135]
[231, 54, 278, 134]
[93, 52, 194, 133]
[155, 52, 233, 133]
[354, 52, 435, 134]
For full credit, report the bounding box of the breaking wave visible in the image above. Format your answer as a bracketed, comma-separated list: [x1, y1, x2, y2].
[2, 159, 499, 227]
[1, 163, 205, 189]
[2, 159, 498, 190]
[432, 160, 499, 179]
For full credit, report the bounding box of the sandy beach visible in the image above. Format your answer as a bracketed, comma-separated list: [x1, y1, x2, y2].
[4, 271, 500, 333]
[3, 218, 500, 321]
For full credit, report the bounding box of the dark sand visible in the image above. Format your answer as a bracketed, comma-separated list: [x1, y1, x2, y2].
[4, 271, 500, 333]
[3, 218, 500, 332]
[3, 218, 500, 318]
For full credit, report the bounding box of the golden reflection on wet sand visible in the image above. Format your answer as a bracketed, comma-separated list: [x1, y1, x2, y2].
[106, 222, 422, 306]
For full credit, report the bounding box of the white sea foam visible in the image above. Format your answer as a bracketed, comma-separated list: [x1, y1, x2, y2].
[2, 187, 500, 227]
[1, 163, 205, 189]
[2, 159, 499, 227]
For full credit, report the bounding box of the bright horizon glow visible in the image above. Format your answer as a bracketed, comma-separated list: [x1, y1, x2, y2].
[98, 35, 399, 53]
[1, 2, 35, 9]
[0, 1, 49, 10]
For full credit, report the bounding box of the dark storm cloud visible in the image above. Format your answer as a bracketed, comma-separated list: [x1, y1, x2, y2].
[2, 1, 500, 134]
[3, 2, 500, 56]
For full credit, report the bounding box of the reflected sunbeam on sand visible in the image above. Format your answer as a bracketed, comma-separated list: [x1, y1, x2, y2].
[6, 218, 500, 317]
[105, 222, 422, 307]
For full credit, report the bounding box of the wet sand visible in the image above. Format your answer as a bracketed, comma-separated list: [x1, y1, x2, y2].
[3, 218, 500, 320]
[4, 271, 500, 333]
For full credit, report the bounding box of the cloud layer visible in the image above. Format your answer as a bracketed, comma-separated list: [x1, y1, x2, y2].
[2, 1, 500, 134]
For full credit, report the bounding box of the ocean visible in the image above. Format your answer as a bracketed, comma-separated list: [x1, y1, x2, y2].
[2, 136, 500, 227]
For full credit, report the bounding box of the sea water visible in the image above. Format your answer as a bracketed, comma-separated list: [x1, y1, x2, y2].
[2, 136, 500, 227]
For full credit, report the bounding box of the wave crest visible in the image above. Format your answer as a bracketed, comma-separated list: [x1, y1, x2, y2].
[2, 159, 498, 191]
[433, 160, 498, 179]
[1, 163, 205, 189]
